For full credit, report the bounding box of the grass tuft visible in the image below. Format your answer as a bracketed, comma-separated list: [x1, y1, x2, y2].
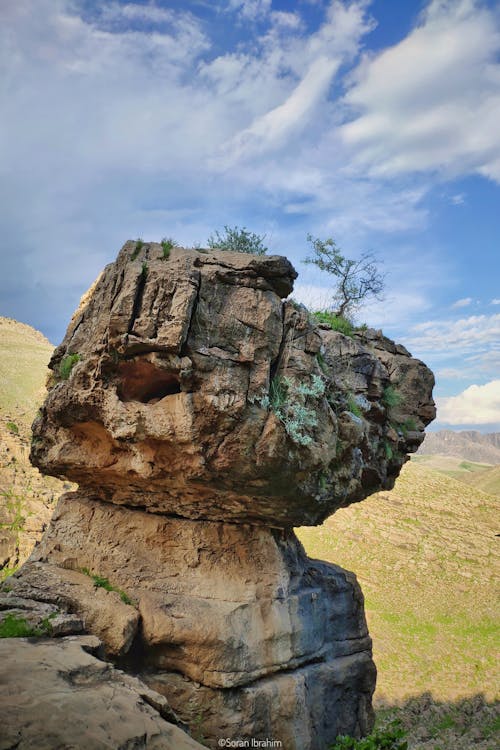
[382, 385, 402, 410]
[81, 568, 133, 606]
[0, 612, 55, 638]
[312, 311, 354, 337]
[58, 353, 80, 381]
[161, 237, 175, 259]
[131, 238, 144, 260]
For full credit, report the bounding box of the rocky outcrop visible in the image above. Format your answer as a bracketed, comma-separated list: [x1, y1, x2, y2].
[4, 242, 435, 749]
[0, 422, 65, 579]
[0, 636, 205, 750]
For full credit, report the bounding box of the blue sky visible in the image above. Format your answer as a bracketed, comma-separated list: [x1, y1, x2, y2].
[0, 0, 499, 430]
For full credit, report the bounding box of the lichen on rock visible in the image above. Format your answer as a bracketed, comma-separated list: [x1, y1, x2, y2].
[30, 241, 435, 526]
[4, 242, 435, 750]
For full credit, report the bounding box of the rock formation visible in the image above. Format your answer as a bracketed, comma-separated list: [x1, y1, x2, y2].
[0, 636, 205, 749]
[1, 242, 435, 749]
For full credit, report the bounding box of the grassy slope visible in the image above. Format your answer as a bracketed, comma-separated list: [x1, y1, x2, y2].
[0, 317, 64, 578]
[460, 465, 500, 498]
[412, 453, 500, 497]
[0, 317, 53, 426]
[297, 461, 499, 703]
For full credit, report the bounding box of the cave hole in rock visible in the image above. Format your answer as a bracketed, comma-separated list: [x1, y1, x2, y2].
[117, 360, 181, 403]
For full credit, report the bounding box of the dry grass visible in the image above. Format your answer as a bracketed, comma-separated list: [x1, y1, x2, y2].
[298, 462, 499, 703]
[0, 317, 66, 578]
[0, 317, 53, 427]
[297, 461, 499, 748]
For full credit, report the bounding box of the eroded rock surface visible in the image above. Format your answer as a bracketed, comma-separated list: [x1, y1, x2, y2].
[6, 242, 435, 750]
[31, 242, 434, 526]
[0, 636, 205, 750]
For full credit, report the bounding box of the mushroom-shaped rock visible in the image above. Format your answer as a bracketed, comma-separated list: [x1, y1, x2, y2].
[31, 242, 435, 526]
[8, 242, 435, 750]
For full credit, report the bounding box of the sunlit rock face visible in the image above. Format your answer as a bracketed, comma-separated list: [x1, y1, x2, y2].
[5, 242, 434, 750]
[31, 242, 435, 526]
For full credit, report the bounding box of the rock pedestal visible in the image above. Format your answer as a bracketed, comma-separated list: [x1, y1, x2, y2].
[3, 242, 435, 749]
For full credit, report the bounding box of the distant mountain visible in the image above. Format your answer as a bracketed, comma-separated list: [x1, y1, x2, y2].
[418, 429, 500, 464]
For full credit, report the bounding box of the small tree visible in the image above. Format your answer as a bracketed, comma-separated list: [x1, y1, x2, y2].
[304, 234, 385, 319]
[207, 225, 268, 255]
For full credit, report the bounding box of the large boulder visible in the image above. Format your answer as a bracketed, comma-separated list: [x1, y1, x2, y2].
[31, 242, 434, 526]
[6, 242, 435, 749]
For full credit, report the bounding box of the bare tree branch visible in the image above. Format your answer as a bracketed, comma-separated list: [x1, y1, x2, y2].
[304, 234, 385, 319]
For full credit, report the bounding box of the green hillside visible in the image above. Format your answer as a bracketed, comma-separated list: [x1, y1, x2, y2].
[297, 461, 499, 703]
[412, 453, 500, 497]
[460, 465, 500, 498]
[0, 317, 63, 579]
[0, 317, 53, 426]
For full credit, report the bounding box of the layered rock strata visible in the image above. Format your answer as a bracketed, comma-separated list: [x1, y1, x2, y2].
[3, 242, 435, 749]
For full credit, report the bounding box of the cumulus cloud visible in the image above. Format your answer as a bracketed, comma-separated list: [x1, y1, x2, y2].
[437, 380, 500, 425]
[451, 297, 473, 309]
[0, 0, 498, 349]
[340, 0, 500, 182]
[0, 0, 376, 341]
[491, 299, 500, 305]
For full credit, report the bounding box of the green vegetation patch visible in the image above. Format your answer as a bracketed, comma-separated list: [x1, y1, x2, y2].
[268, 374, 325, 447]
[347, 394, 363, 418]
[1, 566, 18, 582]
[0, 488, 27, 533]
[398, 417, 417, 437]
[0, 612, 55, 638]
[0, 318, 54, 426]
[382, 385, 402, 410]
[161, 237, 175, 259]
[81, 568, 133, 605]
[58, 353, 80, 381]
[207, 225, 267, 255]
[131, 238, 144, 260]
[312, 311, 355, 337]
[330, 719, 407, 749]
[459, 460, 491, 472]
[5, 421, 19, 434]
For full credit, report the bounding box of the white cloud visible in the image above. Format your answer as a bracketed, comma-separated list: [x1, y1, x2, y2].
[340, 0, 500, 183]
[451, 297, 473, 308]
[437, 380, 500, 425]
[464, 350, 500, 371]
[0, 0, 496, 354]
[450, 193, 465, 205]
[97, 3, 181, 26]
[436, 367, 470, 379]
[292, 284, 333, 310]
[406, 313, 500, 353]
[270, 11, 304, 30]
[221, 56, 340, 162]
[228, 0, 271, 21]
[491, 299, 500, 305]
